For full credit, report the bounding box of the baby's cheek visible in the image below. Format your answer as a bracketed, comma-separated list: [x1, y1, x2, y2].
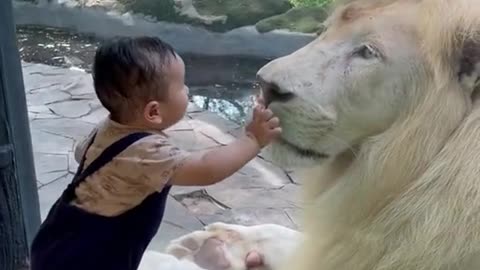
[193, 237, 231, 270]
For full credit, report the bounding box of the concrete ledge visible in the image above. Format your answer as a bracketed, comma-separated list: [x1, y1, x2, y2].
[13, 2, 315, 58]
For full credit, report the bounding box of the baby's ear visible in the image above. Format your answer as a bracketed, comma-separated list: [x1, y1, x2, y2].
[144, 101, 163, 124]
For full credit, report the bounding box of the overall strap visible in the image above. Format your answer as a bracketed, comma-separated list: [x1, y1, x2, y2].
[62, 132, 152, 201]
[74, 132, 152, 185]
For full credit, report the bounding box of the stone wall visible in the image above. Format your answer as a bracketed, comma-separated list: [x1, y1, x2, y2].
[12, 0, 328, 58]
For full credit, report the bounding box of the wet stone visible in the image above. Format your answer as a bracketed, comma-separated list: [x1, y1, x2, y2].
[190, 110, 239, 134]
[37, 174, 73, 220]
[148, 196, 204, 251]
[166, 117, 195, 131]
[30, 129, 75, 154]
[47, 99, 93, 118]
[286, 170, 303, 185]
[30, 118, 95, 141]
[284, 207, 302, 229]
[26, 86, 71, 106]
[34, 152, 69, 184]
[170, 185, 205, 197]
[163, 196, 204, 232]
[166, 130, 219, 151]
[23, 70, 74, 93]
[80, 106, 108, 124]
[173, 189, 225, 216]
[239, 157, 292, 186]
[61, 75, 94, 96]
[197, 207, 297, 229]
[205, 184, 301, 209]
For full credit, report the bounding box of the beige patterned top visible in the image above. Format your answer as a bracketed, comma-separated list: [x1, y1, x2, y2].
[71, 117, 188, 217]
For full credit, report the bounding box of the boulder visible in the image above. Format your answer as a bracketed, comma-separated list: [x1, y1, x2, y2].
[289, 0, 330, 7]
[256, 6, 328, 34]
[115, 0, 292, 32]
[192, 0, 292, 32]
[117, 0, 181, 23]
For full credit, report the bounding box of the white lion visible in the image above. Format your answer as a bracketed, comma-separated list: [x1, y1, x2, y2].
[141, 0, 480, 269]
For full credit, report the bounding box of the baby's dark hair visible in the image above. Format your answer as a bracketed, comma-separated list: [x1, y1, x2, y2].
[93, 36, 177, 122]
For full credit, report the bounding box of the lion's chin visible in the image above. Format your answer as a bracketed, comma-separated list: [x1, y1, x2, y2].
[263, 142, 327, 170]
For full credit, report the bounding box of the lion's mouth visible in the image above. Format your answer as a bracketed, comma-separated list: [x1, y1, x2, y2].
[278, 138, 329, 159]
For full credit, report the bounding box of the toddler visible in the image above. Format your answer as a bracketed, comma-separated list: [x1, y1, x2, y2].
[30, 36, 281, 270]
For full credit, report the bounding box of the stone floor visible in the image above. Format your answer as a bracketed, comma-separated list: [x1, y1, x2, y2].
[23, 62, 303, 251]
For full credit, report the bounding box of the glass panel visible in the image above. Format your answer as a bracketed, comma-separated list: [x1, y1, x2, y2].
[13, 0, 328, 124]
[12, 0, 331, 256]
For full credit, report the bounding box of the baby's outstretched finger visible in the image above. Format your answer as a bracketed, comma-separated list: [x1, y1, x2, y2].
[267, 117, 280, 128]
[255, 94, 266, 106]
[261, 108, 274, 121]
[271, 127, 282, 137]
[252, 104, 264, 120]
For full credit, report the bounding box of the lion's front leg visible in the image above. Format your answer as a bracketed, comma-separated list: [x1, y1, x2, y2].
[165, 222, 262, 270]
[165, 222, 301, 270]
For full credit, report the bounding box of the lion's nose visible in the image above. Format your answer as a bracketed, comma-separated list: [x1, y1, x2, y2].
[257, 75, 295, 106]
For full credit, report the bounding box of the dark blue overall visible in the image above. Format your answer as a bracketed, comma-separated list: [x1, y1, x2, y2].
[30, 132, 171, 270]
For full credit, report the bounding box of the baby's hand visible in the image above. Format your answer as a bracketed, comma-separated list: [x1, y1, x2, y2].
[245, 96, 282, 148]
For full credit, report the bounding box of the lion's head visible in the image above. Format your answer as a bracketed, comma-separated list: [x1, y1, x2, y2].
[258, 0, 480, 170]
[257, 1, 480, 269]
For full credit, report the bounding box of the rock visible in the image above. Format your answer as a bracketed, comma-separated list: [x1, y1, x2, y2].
[205, 182, 301, 209]
[34, 153, 69, 185]
[26, 87, 71, 106]
[79, 106, 109, 124]
[79, 0, 122, 10]
[174, 0, 227, 26]
[172, 189, 224, 216]
[117, 0, 181, 24]
[47, 99, 93, 118]
[37, 174, 73, 220]
[117, 0, 292, 32]
[192, 0, 292, 32]
[148, 196, 204, 251]
[256, 6, 328, 33]
[197, 207, 298, 229]
[284, 207, 302, 228]
[166, 129, 219, 151]
[30, 129, 75, 154]
[30, 118, 96, 141]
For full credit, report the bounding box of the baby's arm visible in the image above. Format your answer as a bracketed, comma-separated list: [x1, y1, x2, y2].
[74, 127, 97, 163]
[170, 100, 281, 186]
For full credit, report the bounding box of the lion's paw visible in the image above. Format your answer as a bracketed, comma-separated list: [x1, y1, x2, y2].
[165, 231, 214, 259]
[166, 229, 240, 270]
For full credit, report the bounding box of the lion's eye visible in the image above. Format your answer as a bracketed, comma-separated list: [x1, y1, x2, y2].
[355, 44, 379, 59]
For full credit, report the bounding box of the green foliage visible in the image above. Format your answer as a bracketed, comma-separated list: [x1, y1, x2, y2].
[290, 0, 331, 7]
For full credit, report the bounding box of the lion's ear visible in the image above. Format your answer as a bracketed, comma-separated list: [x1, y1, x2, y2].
[458, 38, 480, 97]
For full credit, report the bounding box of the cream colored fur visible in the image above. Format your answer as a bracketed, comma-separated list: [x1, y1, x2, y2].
[255, 0, 480, 269]
[138, 222, 301, 270]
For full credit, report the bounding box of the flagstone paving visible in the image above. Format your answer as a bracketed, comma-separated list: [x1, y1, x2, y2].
[23, 62, 302, 251]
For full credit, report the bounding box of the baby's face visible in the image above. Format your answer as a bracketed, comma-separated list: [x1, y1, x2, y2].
[157, 55, 189, 130]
